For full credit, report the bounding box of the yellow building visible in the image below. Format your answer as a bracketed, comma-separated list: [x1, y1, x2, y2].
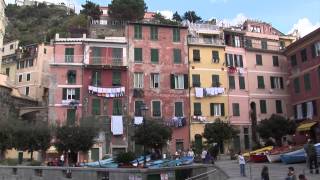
[188, 24, 228, 151]
[1, 40, 19, 83]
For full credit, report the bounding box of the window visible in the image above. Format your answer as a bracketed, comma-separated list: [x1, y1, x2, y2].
[5, 68, 9, 76]
[150, 73, 160, 88]
[10, 44, 13, 49]
[25, 87, 29, 96]
[26, 73, 31, 81]
[113, 99, 122, 115]
[293, 77, 300, 93]
[261, 40, 267, 50]
[210, 103, 225, 116]
[151, 49, 159, 63]
[245, 39, 252, 48]
[112, 48, 123, 63]
[194, 103, 202, 116]
[301, 49, 307, 62]
[152, 101, 161, 117]
[272, 56, 279, 67]
[229, 76, 235, 89]
[175, 102, 183, 117]
[173, 49, 181, 63]
[270, 77, 284, 89]
[92, 47, 102, 64]
[176, 140, 184, 152]
[232, 103, 240, 116]
[20, 61, 25, 68]
[67, 109, 76, 125]
[192, 74, 201, 87]
[171, 74, 187, 89]
[280, 41, 285, 50]
[44, 48, 47, 54]
[173, 28, 180, 42]
[212, 75, 220, 87]
[91, 71, 101, 86]
[134, 72, 144, 88]
[150, 26, 158, 40]
[134, 25, 142, 39]
[92, 99, 101, 115]
[18, 74, 22, 82]
[212, 51, 219, 63]
[28, 59, 34, 67]
[193, 49, 200, 62]
[134, 48, 143, 62]
[239, 76, 245, 89]
[65, 48, 74, 62]
[234, 54, 243, 67]
[312, 41, 320, 57]
[304, 73, 311, 91]
[260, 100, 267, 114]
[257, 76, 265, 89]
[234, 36, 241, 47]
[67, 70, 76, 84]
[256, 54, 262, 65]
[291, 54, 297, 66]
[275, 100, 283, 113]
[112, 71, 121, 86]
[134, 101, 143, 116]
[62, 88, 80, 100]
[225, 53, 234, 67]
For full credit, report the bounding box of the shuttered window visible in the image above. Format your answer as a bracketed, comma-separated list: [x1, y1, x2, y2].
[256, 54, 262, 65]
[193, 49, 200, 61]
[293, 77, 300, 93]
[92, 99, 101, 115]
[257, 76, 265, 89]
[304, 73, 311, 91]
[261, 40, 268, 50]
[173, 28, 180, 42]
[276, 100, 283, 113]
[67, 70, 76, 84]
[112, 71, 121, 86]
[272, 56, 279, 67]
[150, 26, 158, 40]
[192, 74, 201, 87]
[67, 109, 76, 125]
[134, 25, 142, 39]
[112, 99, 122, 115]
[301, 49, 307, 62]
[134, 101, 143, 116]
[212, 51, 219, 63]
[194, 103, 202, 116]
[175, 102, 183, 117]
[212, 75, 220, 87]
[173, 49, 181, 63]
[134, 48, 143, 62]
[152, 101, 161, 117]
[260, 100, 267, 114]
[229, 76, 235, 89]
[239, 76, 245, 89]
[65, 48, 74, 62]
[232, 103, 240, 116]
[92, 47, 102, 64]
[210, 103, 225, 116]
[151, 49, 159, 63]
[92, 71, 101, 86]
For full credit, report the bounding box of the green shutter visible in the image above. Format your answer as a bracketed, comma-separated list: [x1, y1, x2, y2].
[229, 76, 235, 89]
[92, 71, 101, 86]
[184, 74, 189, 89]
[92, 99, 101, 115]
[173, 28, 180, 42]
[134, 25, 142, 39]
[65, 48, 74, 62]
[294, 78, 300, 93]
[170, 74, 175, 89]
[260, 100, 267, 114]
[113, 99, 122, 115]
[150, 26, 158, 40]
[92, 47, 101, 64]
[192, 74, 201, 87]
[173, 49, 181, 63]
[270, 77, 275, 89]
[220, 103, 225, 116]
[112, 71, 121, 86]
[304, 73, 311, 90]
[257, 76, 265, 89]
[194, 103, 201, 116]
[276, 100, 282, 113]
[212, 75, 220, 87]
[75, 88, 80, 100]
[232, 103, 240, 116]
[175, 102, 183, 117]
[134, 48, 142, 62]
[210, 103, 214, 116]
[152, 101, 161, 117]
[239, 76, 245, 89]
[67, 109, 76, 125]
[151, 49, 159, 63]
[135, 101, 143, 116]
[62, 88, 67, 100]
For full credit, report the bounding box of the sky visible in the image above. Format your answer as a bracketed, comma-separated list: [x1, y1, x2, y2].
[4, 0, 320, 37]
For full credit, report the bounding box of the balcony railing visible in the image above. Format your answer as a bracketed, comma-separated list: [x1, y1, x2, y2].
[52, 55, 84, 64]
[188, 37, 225, 46]
[90, 56, 124, 66]
[244, 40, 281, 51]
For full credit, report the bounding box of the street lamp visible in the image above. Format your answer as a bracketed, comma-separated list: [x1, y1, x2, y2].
[140, 103, 149, 168]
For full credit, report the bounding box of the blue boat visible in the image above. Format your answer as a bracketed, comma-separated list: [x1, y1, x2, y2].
[80, 157, 114, 167]
[280, 143, 320, 164]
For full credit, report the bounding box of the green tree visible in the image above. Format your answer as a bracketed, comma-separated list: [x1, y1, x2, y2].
[0, 121, 13, 160]
[172, 11, 182, 22]
[108, 0, 147, 21]
[257, 114, 296, 146]
[203, 119, 238, 153]
[152, 13, 178, 25]
[133, 120, 172, 152]
[183, 11, 202, 23]
[80, 1, 102, 20]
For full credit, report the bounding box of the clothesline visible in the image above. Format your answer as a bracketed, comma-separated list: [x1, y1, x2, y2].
[88, 85, 125, 98]
[195, 87, 225, 98]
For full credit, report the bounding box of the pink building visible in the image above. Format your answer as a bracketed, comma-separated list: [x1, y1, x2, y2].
[127, 22, 190, 154]
[285, 27, 320, 143]
[49, 34, 128, 161]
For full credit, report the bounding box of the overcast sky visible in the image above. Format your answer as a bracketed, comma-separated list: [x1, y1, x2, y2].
[5, 0, 320, 37]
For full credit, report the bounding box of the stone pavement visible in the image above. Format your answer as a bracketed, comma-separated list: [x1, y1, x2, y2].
[215, 159, 320, 180]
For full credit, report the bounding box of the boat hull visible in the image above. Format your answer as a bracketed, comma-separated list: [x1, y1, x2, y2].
[267, 154, 281, 163]
[250, 154, 268, 163]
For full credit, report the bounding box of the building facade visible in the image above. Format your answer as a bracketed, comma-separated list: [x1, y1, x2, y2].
[15, 43, 53, 103]
[1, 40, 19, 82]
[127, 23, 190, 154]
[0, 0, 7, 71]
[50, 34, 128, 161]
[188, 23, 229, 152]
[285, 27, 320, 142]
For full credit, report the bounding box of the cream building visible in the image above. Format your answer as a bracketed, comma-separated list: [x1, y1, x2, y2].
[0, 0, 8, 71]
[1, 40, 20, 82]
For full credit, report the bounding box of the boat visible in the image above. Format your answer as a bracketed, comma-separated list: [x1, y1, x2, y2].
[250, 154, 268, 163]
[280, 143, 320, 164]
[80, 157, 114, 167]
[242, 146, 273, 158]
[267, 154, 281, 163]
[267, 146, 291, 163]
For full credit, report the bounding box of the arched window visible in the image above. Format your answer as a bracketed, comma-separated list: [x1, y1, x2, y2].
[67, 70, 76, 84]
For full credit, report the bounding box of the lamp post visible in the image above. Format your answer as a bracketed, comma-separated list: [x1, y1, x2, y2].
[140, 103, 149, 168]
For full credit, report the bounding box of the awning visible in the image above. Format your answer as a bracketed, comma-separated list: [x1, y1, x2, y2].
[297, 122, 317, 132]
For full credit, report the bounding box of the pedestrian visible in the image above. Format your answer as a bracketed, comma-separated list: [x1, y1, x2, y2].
[286, 167, 297, 180]
[187, 149, 195, 158]
[60, 154, 64, 166]
[261, 166, 269, 180]
[298, 174, 307, 180]
[304, 139, 319, 174]
[205, 151, 214, 164]
[201, 149, 207, 163]
[238, 151, 246, 177]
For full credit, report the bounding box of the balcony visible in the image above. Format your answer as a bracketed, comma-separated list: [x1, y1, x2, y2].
[244, 39, 281, 52]
[51, 55, 84, 64]
[189, 24, 221, 35]
[188, 37, 225, 46]
[89, 56, 125, 67]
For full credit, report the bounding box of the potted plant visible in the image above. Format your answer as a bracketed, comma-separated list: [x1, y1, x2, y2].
[115, 152, 136, 168]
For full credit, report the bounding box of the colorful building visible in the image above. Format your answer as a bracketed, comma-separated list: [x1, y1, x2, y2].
[188, 23, 228, 152]
[127, 22, 190, 154]
[1, 40, 19, 82]
[284, 27, 320, 142]
[50, 34, 128, 161]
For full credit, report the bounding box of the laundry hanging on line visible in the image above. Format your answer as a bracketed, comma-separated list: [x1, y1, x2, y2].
[88, 85, 125, 98]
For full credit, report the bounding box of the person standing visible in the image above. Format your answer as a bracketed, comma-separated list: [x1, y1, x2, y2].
[60, 154, 64, 166]
[238, 151, 246, 177]
[261, 166, 269, 180]
[201, 149, 207, 163]
[187, 149, 195, 158]
[286, 167, 297, 180]
[304, 139, 319, 174]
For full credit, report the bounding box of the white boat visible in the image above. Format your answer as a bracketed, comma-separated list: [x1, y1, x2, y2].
[267, 154, 281, 163]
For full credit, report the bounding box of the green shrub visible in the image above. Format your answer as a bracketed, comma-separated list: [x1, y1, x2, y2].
[0, 159, 18, 166]
[28, 160, 42, 166]
[115, 152, 136, 164]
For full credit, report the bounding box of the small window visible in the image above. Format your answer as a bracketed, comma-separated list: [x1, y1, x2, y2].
[10, 44, 14, 49]
[272, 56, 279, 67]
[27, 73, 31, 81]
[312, 41, 320, 57]
[150, 49, 159, 63]
[293, 77, 300, 93]
[261, 40, 267, 50]
[134, 72, 144, 88]
[67, 109, 76, 125]
[5, 68, 10, 76]
[232, 103, 240, 116]
[304, 73, 311, 91]
[257, 76, 265, 89]
[301, 49, 307, 62]
[173, 49, 181, 64]
[134, 25, 142, 39]
[291, 54, 297, 66]
[256, 54, 262, 65]
[18, 74, 23, 82]
[192, 74, 201, 87]
[91, 71, 101, 86]
[270, 77, 284, 89]
[150, 26, 158, 40]
[245, 39, 252, 48]
[212, 51, 219, 63]
[193, 49, 200, 62]
[65, 48, 74, 63]
[67, 70, 76, 84]
[150, 73, 160, 88]
[25, 87, 29, 96]
[239, 76, 245, 89]
[234, 54, 243, 67]
[134, 101, 143, 116]
[212, 75, 220, 87]
[62, 88, 80, 100]
[112, 99, 122, 115]
[260, 100, 267, 114]
[92, 99, 101, 115]
[171, 74, 187, 89]
[229, 76, 235, 89]
[44, 48, 47, 54]
[152, 101, 161, 117]
[173, 28, 180, 42]
[134, 48, 143, 62]
[193, 103, 202, 116]
[112, 71, 121, 86]
[174, 102, 183, 117]
[210, 103, 225, 116]
[276, 100, 283, 113]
